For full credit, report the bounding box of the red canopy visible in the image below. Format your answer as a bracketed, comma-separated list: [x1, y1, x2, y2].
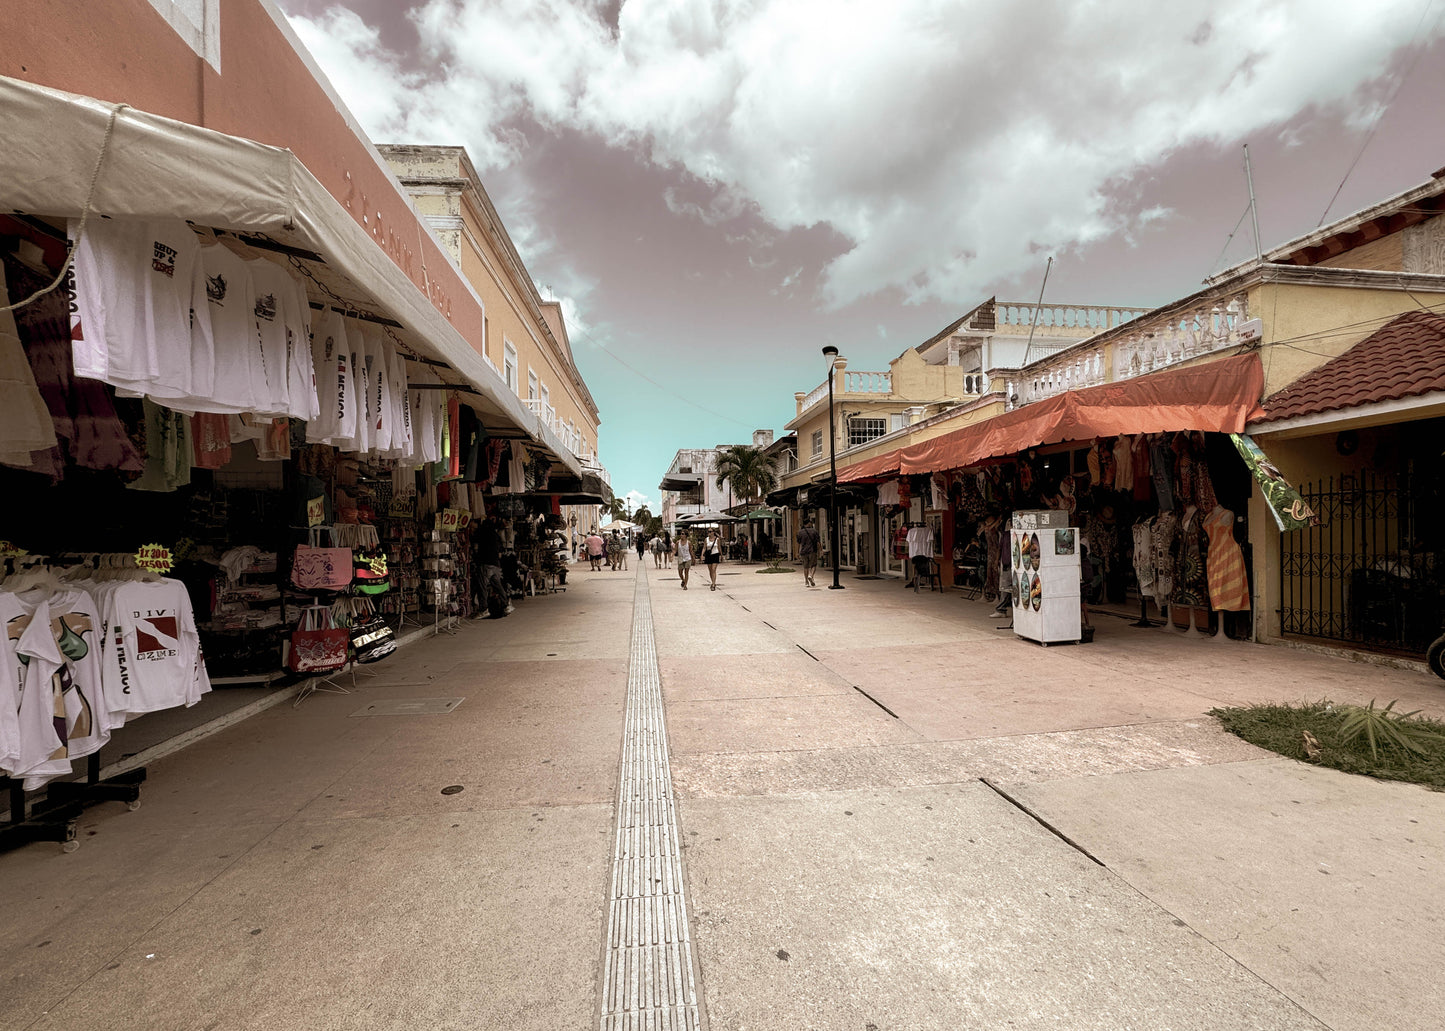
[839, 352, 1264, 480]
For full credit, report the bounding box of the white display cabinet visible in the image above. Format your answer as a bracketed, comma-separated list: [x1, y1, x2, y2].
[1010, 511, 1082, 646]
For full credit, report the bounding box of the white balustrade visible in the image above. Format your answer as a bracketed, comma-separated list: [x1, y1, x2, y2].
[843, 370, 892, 393]
[994, 302, 1151, 333]
[1110, 292, 1249, 380]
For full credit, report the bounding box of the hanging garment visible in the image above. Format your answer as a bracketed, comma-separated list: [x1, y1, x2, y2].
[1113, 435, 1134, 494]
[1151, 510, 1179, 604]
[1149, 436, 1175, 512]
[1202, 506, 1250, 611]
[447, 398, 462, 479]
[68, 216, 216, 404]
[190, 412, 232, 469]
[245, 255, 304, 417]
[1132, 520, 1156, 604]
[1131, 433, 1152, 502]
[306, 307, 356, 444]
[0, 265, 58, 467]
[99, 578, 211, 719]
[1170, 508, 1209, 608]
[194, 240, 266, 413]
[983, 522, 1002, 601]
[1191, 432, 1220, 512]
[127, 399, 192, 492]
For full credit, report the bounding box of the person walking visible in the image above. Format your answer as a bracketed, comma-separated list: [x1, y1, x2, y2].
[636, 532, 647, 564]
[662, 531, 673, 569]
[613, 531, 629, 571]
[651, 534, 666, 568]
[702, 529, 722, 591]
[585, 530, 605, 572]
[796, 517, 821, 588]
[675, 533, 692, 589]
[477, 515, 513, 616]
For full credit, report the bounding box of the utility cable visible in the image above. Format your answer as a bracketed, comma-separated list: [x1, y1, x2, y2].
[1317, 0, 1441, 226]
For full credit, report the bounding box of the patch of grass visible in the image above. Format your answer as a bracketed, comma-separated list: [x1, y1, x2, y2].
[1210, 699, 1445, 790]
[757, 566, 796, 574]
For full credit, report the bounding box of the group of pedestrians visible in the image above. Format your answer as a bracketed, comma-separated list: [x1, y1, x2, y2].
[574, 527, 726, 591]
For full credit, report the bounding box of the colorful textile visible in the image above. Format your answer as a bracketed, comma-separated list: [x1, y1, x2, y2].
[1203, 505, 1250, 610]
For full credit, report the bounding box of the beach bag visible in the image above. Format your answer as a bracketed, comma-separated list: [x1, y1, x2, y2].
[290, 528, 354, 592]
[287, 606, 349, 674]
[349, 613, 397, 664]
[353, 548, 391, 595]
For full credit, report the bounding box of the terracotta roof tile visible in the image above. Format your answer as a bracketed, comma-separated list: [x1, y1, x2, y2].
[1257, 310, 1445, 423]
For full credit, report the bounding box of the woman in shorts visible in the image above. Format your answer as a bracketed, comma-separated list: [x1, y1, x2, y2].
[702, 530, 723, 591]
[675, 533, 693, 589]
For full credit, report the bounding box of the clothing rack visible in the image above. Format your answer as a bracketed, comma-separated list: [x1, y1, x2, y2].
[0, 552, 167, 853]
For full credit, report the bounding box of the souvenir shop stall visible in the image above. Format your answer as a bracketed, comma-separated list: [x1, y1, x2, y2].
[842, 354, 1268, 641]
[0, 210, 539, 851]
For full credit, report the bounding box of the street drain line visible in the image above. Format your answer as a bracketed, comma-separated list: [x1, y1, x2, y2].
[793, 645, 897, 719]
[979, 777, 1106, 867]
[599, 569, 702, 1030]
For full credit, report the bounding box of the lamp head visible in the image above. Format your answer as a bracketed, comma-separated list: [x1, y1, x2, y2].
[821, 345, 839, 359]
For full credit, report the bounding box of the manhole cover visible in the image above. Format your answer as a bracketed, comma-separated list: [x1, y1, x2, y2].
[349, 698, 464, 717]
[440, 785, 465, 795]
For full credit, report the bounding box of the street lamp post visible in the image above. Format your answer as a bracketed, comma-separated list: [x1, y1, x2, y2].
[822, 345, 844, 590]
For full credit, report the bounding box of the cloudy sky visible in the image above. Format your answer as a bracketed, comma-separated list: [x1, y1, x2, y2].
[280, 0, 1445, 511]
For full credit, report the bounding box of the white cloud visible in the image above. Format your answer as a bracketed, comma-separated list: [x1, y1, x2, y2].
[288, 0, 1440, 309]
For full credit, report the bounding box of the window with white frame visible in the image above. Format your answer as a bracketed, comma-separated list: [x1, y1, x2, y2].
[811, 429, 823, 458]
[890, 413, 905, 432]
[503, 340, 518, 393]
[539, 382, 550, 410]
[847, 417, 887, 448]
[526, 369, 538, 401]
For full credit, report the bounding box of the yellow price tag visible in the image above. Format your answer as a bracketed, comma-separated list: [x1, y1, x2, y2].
[135, 543, 175, 574]
[306, 496, 326, 528]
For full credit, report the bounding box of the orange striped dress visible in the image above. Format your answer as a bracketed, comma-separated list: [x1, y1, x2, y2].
[1203, 506, 1251, 611]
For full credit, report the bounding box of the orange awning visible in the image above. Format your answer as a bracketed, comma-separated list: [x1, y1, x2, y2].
[837, 448, 904, 484]
[868, 353, 1265, 478]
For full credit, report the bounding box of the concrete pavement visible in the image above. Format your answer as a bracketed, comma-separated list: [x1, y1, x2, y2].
[0, 560, 1441, 1029]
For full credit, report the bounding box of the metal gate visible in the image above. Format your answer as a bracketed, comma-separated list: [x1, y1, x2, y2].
[1280, 472, 1441, 654]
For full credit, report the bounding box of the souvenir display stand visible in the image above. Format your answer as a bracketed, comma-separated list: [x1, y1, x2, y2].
[1010, 510, 1082, 646]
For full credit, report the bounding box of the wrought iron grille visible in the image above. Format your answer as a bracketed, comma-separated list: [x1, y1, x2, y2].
[1280, 472, 1441, 655]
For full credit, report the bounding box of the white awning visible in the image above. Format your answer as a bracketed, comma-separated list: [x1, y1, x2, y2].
[0, 73, 581, 478]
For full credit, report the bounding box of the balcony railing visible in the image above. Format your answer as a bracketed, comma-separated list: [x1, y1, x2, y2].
[1110, 292, 1250, 380]
[996, 291, 1250, 410]
[797, 369, 893, 417]
[843, 370, 891, 393]
[993, 302, 1151, 335]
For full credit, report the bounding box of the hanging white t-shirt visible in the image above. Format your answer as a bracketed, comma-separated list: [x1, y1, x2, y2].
[366, 330, 395, 454]
[68, 217, 214, 402]
[388, 345, 413, 460]
[196, 241, 263, 413]
[101, 580, 209, 720]
[286, 277, 319, 423]
[413, 378, 441, 464]
[245, 256, 303, 417]
[906, 525, 934, 559]
[306, 308, 356, 444]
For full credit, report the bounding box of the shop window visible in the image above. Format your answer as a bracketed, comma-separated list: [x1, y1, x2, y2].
[811, 430, 823, 458]
[503, 340, 518, 392]
[847, 417, 887, 448]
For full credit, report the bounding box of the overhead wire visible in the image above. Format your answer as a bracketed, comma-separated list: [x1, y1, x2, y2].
[1316, 0, 1442, 227]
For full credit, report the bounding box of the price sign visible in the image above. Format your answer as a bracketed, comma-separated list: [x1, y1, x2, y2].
[453, 508, 472, 530]
[135, 543, 175, 574]
[0, 541, 27, 558]
[438, 508, 463, 533]
[389, 494, 415, 518]
[306, 495, 326, 528]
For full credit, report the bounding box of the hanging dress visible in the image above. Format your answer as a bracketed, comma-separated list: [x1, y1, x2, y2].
[1151, 510, 1179, 604]
[1170, 508, 1209, 608]
[1203, 506, 1251, 610]
[1132, 520, 1156, 604]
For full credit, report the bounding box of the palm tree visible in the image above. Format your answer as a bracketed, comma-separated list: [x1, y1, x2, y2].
[602, 498, 628, 522]
[714, 445, 779, 512]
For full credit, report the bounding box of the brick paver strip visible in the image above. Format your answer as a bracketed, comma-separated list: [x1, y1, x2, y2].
[599, 568, 701, 1030]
